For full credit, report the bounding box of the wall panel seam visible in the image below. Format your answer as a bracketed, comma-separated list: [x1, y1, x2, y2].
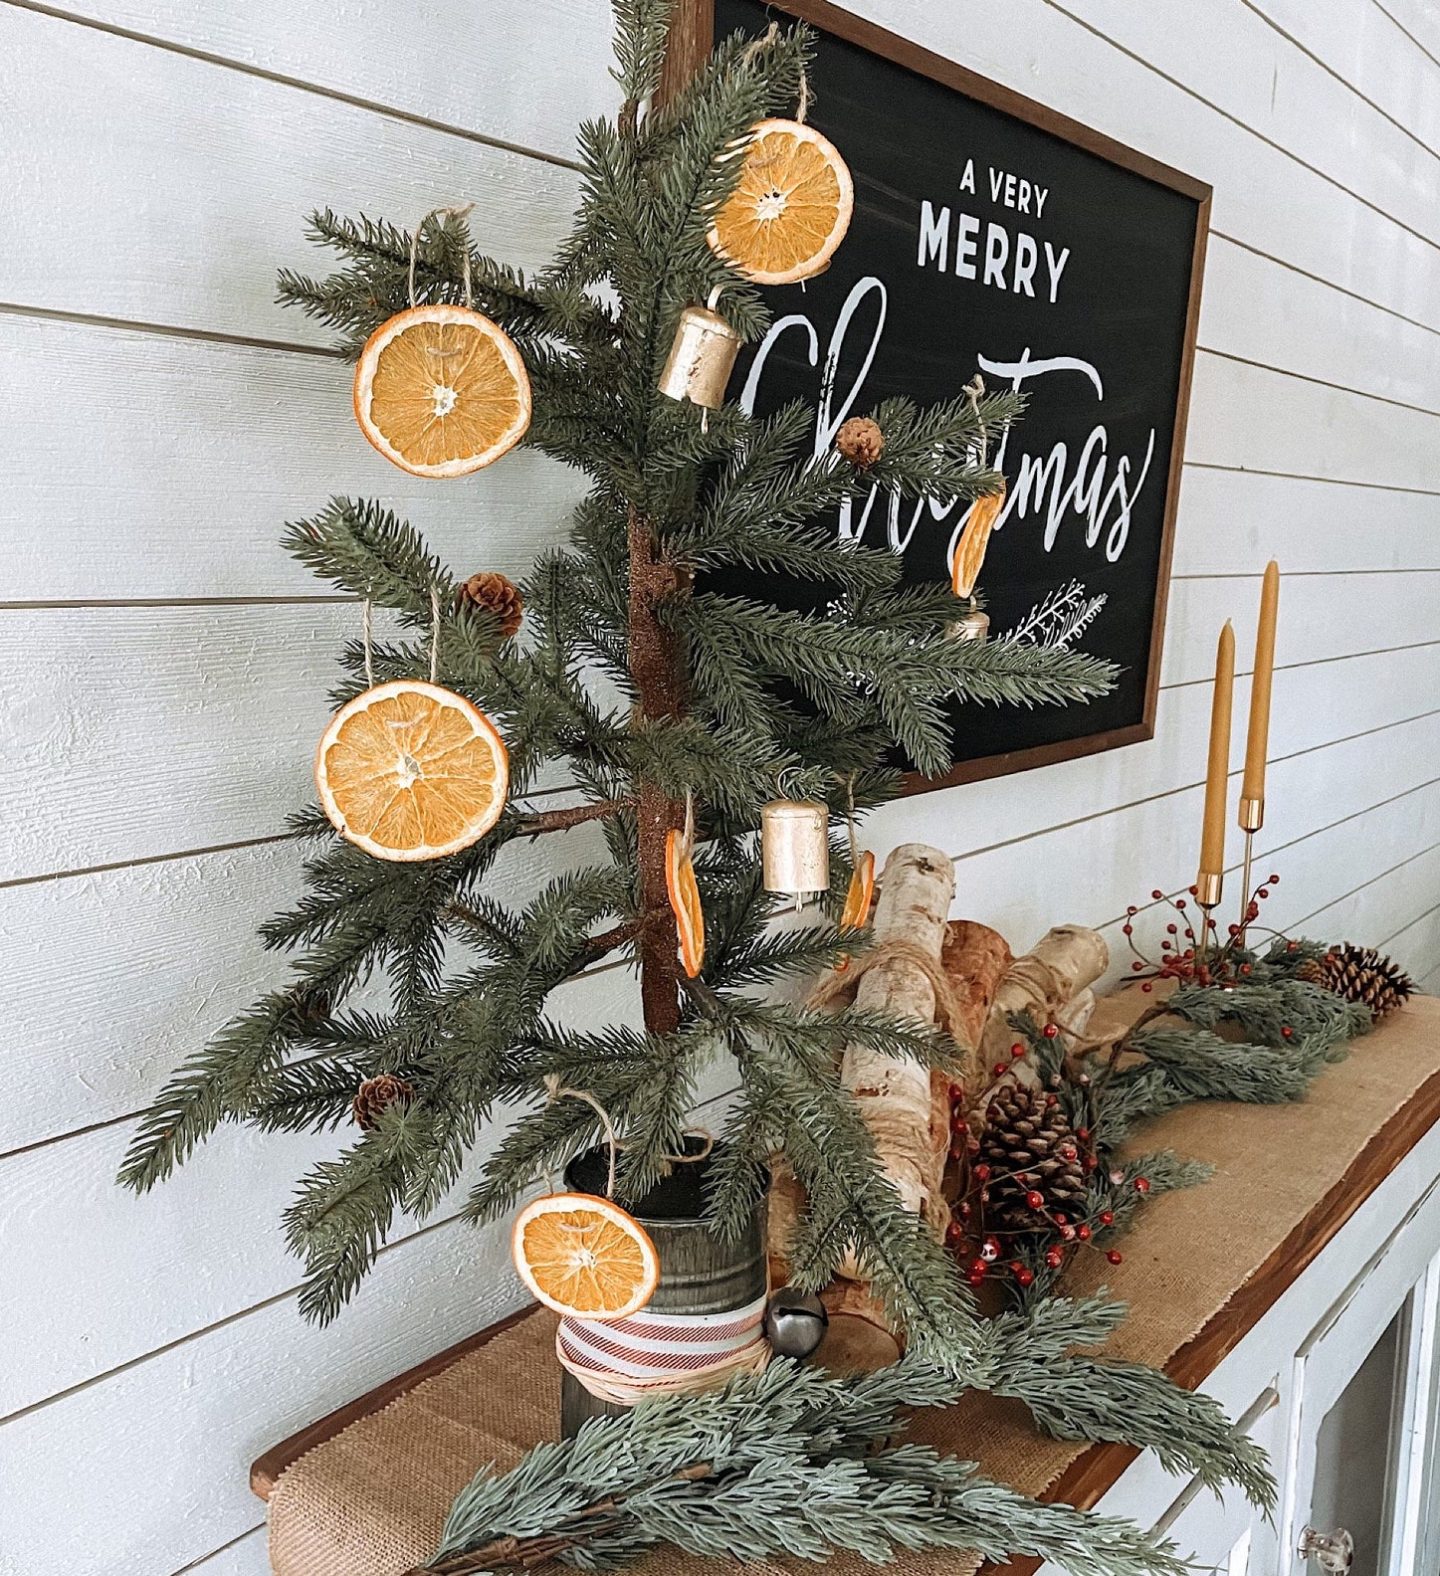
[1382, 898, 1440, 951]
[171, 1524, 265, 1576]
[0, 784, 579, 891]
[1165, 638, 1440, 692]
[0, 300, 342, 360]
[1196, 346, 1440, 422]
[2, 569, 1430, 616]
[1372, 0, 1440, 74]
[1289, 837, 1440, 934]
[1185, 463, 1440, 498]
[1211, 231, 1440, 342]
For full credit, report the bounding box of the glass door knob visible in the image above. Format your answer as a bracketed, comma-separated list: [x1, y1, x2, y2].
[1297, 1527, 1354, 1572]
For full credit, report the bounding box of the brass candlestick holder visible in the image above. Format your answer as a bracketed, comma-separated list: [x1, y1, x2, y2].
[1237, 795, 1263, 945]
[1194, 869, 1223, 964]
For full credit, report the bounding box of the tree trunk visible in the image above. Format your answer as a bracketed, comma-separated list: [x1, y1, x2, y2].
[627, 506, 686, 1035]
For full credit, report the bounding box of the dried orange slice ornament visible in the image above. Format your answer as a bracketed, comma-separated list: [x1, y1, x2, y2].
[951, 483, 1007, 599]
[315, 679, 509, 862]
[665, 827, 705, 978]
[840, 850, 876, 931]
[708, 118, 854, 286]
[511, 1192, 659, 1320]
[353, 304, 531, 478]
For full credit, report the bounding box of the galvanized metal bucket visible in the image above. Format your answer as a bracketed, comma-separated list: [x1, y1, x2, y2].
[558, 1138, 768, 1436]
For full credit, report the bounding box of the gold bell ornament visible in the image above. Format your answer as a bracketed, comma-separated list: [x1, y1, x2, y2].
[946, 606, 990, 643]
[658, 293, 742, 410]
[761, 782, 830, 911]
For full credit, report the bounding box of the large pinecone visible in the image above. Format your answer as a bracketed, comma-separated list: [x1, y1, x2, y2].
[1298, 944, 1414, 1020]
[977, 1081, 1088, 1232]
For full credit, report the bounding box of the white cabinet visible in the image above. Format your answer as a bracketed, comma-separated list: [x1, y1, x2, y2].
[1035, 1121, 1440, 1576]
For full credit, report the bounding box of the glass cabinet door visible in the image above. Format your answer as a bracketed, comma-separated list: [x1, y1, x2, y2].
[1284, 1208, 1440, 1576]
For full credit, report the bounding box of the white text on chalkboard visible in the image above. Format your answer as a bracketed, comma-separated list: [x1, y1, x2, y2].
[917, 200, 1071, 303]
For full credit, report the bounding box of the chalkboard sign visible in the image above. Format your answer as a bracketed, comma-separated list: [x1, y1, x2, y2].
[683, 0, 1210, 791]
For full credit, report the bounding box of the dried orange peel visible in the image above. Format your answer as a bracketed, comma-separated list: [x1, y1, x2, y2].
[951, 483, 1007, 599]
[839, 850, 876, 931]
[315, 679, 509, 862]
[708, 118, 854, 286]
[511, 1192, 659, 1320]
[353, 304, 531, 478]
[665, 828, 705, 978]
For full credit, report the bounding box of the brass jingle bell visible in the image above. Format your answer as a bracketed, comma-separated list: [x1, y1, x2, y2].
[946, 608, 990, 643]
[761, 798, 830, 903]
[658, 304, 742, 409]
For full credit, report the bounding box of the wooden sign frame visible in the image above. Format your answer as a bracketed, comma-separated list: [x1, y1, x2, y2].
[666, 0, 1212, 794]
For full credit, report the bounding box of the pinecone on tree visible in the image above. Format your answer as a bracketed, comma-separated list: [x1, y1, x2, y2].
[352, 1073, 415, 1130]
[1302, 944, 1414, 1020]
[835, 415, 884, 469]
[456, 571, 524, 638]
[977, 1081, 1089, 1232]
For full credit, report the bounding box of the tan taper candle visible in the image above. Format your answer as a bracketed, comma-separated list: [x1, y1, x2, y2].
[1198, 621, 1236, 896]
[1240, 561, 1279, 824]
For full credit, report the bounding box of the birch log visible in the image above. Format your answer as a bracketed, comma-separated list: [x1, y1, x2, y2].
[980, 924, 1109, 1090]
[838, 843, 956, 1234]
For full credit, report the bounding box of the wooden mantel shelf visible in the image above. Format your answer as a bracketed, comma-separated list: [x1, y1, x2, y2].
[253, 994, 1440, 1576]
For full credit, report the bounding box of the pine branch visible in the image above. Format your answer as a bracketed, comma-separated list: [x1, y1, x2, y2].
[420, 1357, 1186, 1576]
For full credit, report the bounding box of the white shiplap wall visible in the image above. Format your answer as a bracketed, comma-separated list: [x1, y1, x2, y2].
[2, 2, 1437, 1571]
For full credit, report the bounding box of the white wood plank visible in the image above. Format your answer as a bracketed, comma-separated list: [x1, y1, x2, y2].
[0, 6, 580, 344]
[12, 558, 1424, 884]
[38, 0, 617, 165]
[1199, 237, 1440, 416]
[1384, 899, 1440, 986]
[0, 603, 342, 880]
[869, 643, 1440, 906]
[935, 698, 1440, 971]
[1066, 0, 1440, 245]
[1260, 779, 1440, 941]
[1187, 352, 1440, 491]
[860, 0, 1440, 330]
[1172, 468, 1440, 578]
[0, 817, 614, 1153]
[0, 962, 643, 1420]
[0, 315, 587, 602]
[1157, 569, 1436, 690]
[0, 602, 575, 881]
[1246, 0, 1440, 163]
[1300, 840, 1440, 959]
[0, 1210, 523, 1576]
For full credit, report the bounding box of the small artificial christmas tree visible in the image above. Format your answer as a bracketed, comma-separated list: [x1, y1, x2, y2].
[117, 5, 1310, 1568]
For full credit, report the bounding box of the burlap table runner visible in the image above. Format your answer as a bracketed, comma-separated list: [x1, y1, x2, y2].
[269, 994, 1440, 1576]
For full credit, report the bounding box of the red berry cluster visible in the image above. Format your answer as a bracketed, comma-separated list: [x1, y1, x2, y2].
[943, 1051, 1149, 1288]
[1122, 874, 1286, 991]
